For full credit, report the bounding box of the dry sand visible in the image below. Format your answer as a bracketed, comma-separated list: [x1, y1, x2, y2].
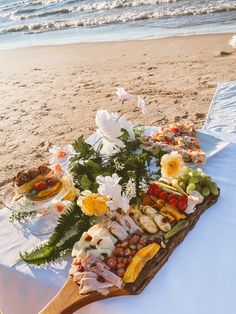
[0, 33, 235, 199]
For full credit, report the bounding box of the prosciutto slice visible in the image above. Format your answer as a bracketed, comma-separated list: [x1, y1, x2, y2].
[82, 255, 122, 288]
[79, 277, 113, 295]
[70, 263, 114, 295]
[115, 213, 142, 233]
[73, 271, 97, 283]
[103, 219, 128, 240]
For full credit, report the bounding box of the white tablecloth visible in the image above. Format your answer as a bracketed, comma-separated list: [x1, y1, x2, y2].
[204, 82, 236, 143]
[1, 139, 236, 314]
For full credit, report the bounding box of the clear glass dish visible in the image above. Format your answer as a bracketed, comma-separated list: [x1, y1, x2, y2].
[2, 175, 72, 235]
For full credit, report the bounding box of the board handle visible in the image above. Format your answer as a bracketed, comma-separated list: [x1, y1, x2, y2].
[39, 277, 129, 314]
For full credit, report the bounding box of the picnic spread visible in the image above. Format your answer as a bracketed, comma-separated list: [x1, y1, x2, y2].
[0, 85, 236, 314]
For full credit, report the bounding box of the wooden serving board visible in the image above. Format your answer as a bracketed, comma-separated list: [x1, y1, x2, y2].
[40, 193, 219, 314]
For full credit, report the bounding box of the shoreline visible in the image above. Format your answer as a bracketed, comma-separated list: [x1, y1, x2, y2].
[0, 31, 235, 52]
[0, 33, 236, 198]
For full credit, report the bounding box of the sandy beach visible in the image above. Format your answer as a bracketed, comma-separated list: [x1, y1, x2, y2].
[0, 33, 235, 198]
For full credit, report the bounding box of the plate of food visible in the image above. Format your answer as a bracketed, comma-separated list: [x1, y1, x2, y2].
[3, 164, 71, 213]
[141, 123, 230, 166]
[2, 164, 72, 235]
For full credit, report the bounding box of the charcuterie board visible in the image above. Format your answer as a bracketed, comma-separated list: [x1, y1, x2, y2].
[40, 192, 219, 314]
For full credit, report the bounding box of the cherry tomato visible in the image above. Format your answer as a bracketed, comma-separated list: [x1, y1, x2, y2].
[169, 198, 179, 207]
[153, 189, 161, 197]
[147, 188, 154, 195]
[178, 201, 187, 211]
[159, 192, 168, 200]
[168, 194, 179, 201]
[179, 194, 188, 202]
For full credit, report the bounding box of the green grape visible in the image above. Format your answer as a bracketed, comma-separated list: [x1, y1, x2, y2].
[189, 177, 198, 184]
[197, 174, 205, 183]
[195, 183, 202, 193]
[179, 181, 187, 191]
[186, 183, 196, 194]
[191, 170, 200, 177]
[184, 167, 192, 175]
[210, 183, 219, 196]
[196, 168, 203, 173]
[181, 174, 191, 182]
[202, 187, 210, 197]
[203, 176, 212, 187]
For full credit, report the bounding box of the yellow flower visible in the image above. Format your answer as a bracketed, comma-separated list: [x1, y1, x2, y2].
[77, 191, 108, 216]
[161, 152, 184, 179]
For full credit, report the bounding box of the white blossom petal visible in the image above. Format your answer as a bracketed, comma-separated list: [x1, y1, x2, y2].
[115, 87, 134, 101]
[96, 174, 130, 213]
[95, 109, 135, 156]
[137, 96, 148, 115]
[49, 144, 75, 174]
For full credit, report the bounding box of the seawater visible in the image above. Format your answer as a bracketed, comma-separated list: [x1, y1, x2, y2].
[0, 0, 236, 49]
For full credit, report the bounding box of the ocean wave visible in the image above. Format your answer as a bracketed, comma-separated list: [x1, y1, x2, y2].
[3, 0, 182, 21]
[1, 1, 236, 35]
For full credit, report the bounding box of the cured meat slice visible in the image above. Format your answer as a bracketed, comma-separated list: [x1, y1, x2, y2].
[82, 255, 122, 288]
[103, 219, 129, 241]
[115, 213, 142, 234]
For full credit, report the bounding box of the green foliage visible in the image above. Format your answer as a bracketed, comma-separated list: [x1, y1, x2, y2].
[18, 202, 90, 265]
[70, 136, 108, 192]
[69, 131, 164, 202]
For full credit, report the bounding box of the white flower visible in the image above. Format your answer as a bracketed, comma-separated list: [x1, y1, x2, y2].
[125, 178, 136, 199]
[117, 114, 135, 140]
[229, 35, 236, 48]
[95, 109, 135, 156]
[107, 196, 130, 213]
[137, 96, 148, 114]
[113, 159, 125, 171]
[96, 174, 130, 213]
[139, 178, 148, 192]
[185, 191, 204, 214]
[49, 144, 75, 174]
[96, 174, 121, 199]
[115, 87, 134, 102]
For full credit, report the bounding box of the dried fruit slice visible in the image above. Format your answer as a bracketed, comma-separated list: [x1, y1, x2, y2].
[164, 205, 186, 221]
[123, 243, 161, 283]
[160, 207, 176, 222]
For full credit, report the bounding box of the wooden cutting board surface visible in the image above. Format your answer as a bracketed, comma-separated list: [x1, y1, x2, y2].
[40, 193, 218, 314]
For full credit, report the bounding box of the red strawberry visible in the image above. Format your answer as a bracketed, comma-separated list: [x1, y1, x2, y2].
[34, 181, 48, 191]
[47, 177, 59, 188]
